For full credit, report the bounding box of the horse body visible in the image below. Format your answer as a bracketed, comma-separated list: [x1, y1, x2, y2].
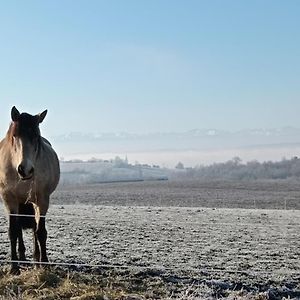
[0, 107, 60, 274]
[0, 136, 59, 211]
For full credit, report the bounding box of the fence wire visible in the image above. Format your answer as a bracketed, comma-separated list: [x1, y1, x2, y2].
[0, 212, 299, 229]
[0, 209, 300, 276]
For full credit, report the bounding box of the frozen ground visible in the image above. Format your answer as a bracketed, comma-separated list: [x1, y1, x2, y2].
[1, 180, 300, 298]
[54, 179, 300, 209]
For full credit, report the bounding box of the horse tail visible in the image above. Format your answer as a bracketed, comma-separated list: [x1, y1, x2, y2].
[19, 203, 36, 229]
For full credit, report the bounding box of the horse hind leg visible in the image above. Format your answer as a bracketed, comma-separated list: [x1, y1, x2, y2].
[18, 230, 26, 261]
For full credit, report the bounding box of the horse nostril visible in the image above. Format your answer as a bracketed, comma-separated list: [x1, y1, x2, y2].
[17, 165, 34, 178]
[17, 165, 25, 177]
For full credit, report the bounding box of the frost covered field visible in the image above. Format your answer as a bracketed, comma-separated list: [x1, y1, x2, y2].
[1, 179, 300, 298]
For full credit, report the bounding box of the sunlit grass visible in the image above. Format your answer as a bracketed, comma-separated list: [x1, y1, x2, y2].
[0, 267, 149, 300]
[0, 266, 282, 300]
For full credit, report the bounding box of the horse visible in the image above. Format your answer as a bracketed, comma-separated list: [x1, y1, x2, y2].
[0, 106, 60, 274]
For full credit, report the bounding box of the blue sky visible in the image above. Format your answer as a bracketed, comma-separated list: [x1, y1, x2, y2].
[0, 0, 300, 137]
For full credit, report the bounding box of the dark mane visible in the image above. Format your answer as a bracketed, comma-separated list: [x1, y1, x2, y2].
[7, 113, 40, 138]
[6, 114, 42, 153]
[17, 113, 41, 139]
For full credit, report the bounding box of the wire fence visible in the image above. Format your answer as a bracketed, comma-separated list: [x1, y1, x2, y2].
[0, 208, 300, 277]
[1, 212, 300, 229]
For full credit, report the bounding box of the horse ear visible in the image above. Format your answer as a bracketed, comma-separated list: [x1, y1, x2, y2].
[11, 106, 20, 122]
[38, 110, 48, 123]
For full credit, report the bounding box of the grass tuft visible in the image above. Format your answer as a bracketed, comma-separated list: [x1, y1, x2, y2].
[0, 267, 147, 300]
[0, 266, 284, 299]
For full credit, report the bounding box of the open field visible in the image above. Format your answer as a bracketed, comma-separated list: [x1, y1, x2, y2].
[54, 179, 300, 209]
[1, 179, 300, 299]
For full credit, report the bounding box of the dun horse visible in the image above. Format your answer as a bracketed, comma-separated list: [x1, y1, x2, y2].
[0, 106, 60, 274]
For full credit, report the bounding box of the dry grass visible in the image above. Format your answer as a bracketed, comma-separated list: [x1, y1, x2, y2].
[0, 267, 151, 300]
[0, 267, 266, 300]
[0, 266, 281, 300]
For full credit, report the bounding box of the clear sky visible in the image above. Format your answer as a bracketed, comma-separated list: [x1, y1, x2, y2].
[0, 0, 299, 137]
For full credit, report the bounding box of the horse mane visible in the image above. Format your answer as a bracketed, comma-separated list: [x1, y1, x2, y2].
[5, 121, 43, 152]
[5, 122, 16, 144]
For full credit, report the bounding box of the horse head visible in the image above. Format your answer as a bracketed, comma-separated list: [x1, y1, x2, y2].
[10, 106, 47, 180]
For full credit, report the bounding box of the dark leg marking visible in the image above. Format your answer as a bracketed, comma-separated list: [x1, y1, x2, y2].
[36, 217, 48, 263]
[8, 215, 21, 274]
[33, 225, 40, 262]
[18, 230, 26, 262]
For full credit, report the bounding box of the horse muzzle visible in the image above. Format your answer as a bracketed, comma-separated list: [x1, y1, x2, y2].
[20, 174, 34, 181]
[17, 164, 34, 181]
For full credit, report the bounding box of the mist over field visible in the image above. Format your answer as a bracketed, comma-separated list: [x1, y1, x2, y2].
[53, 127, 300, 168]
[58, 130, 300, 185]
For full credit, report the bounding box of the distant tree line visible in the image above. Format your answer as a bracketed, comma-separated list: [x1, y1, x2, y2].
[171, 156, 300, 180]
[60, 156, 161, 169]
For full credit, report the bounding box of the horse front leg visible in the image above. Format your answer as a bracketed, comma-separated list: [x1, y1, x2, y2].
[34, 201, 49, 266]
[32, 222, 40, 262]
[36, 216, 48, 263]
[8, 215, 21, 274]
